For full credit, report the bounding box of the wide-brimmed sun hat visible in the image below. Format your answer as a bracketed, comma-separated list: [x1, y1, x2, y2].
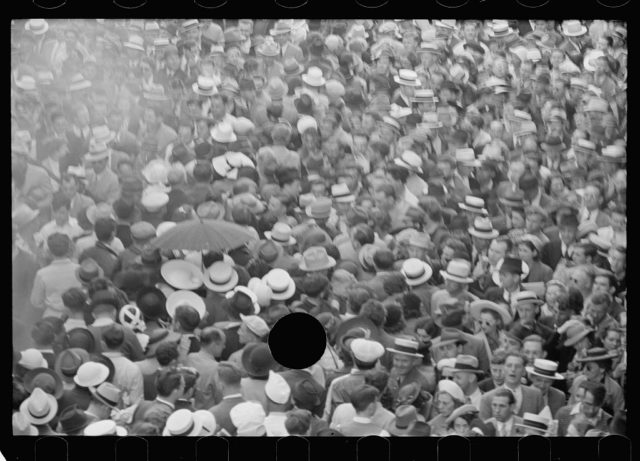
[161, 260, 204, 291]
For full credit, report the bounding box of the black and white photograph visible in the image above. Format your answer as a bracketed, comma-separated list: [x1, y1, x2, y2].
[11, 18, 627, 438]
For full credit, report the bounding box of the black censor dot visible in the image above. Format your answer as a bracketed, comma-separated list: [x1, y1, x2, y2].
[269, 313, 326, 369]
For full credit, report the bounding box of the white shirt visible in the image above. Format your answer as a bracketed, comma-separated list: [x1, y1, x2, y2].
[468, 387, 483, 410]
[64, 318, 88, 332]
[495, 416, 515, 437]
[35, 218, 84, 248]
[264, 412, 289, 437]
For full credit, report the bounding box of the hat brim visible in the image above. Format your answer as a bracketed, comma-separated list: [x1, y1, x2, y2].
[305, 205, 332, 220]
[161, 261, 204, 291]
[203, 269, 239, 293]
[386, 348, 423, 358]
[264, 232, 296, 246]
[514, 422, 548, 433]
[302, 75, 326, 87]
[166, 291, 207, 320]
[393, 76, 421, 87]
[440, 271, 473, 284]
[458, 160, 481, 167]
[23, 368, 64, 399]
[402, 263, 433, 286]
[124, 43, 146, 52]
[469, 301, 512, 326]
[563, 328, 593, 347]
[525, 366, 564, 380]
[20, 393, 58, 426]
[211, 133, 238, 143]
[266, 282, 296, 301]
[459, 204, 487, 214]
[562, 26, 587, 37]
[26, 22, 49, 35]
[450, 367, 484, 375]
[85, 152, 110, 162]
[468, 228, 499, 240]
[74, 363, 110, 388]
[69, 81, 92, 92]
[388, 424, 415, 436]
[575, 352, 618, 362]
[163, 417, 203, 436]
[192, 83, 217, 97]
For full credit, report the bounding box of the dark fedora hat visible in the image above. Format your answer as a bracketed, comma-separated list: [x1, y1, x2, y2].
[58, 404, 92, 435]
[241, 343, 276, 379]
[23, 367, 64, 399]
[292, 377, 325, 410]
[65, 328, 96, 353]
[333, 316, 381, 351]
[136, 286, 168, 320]
[55, 348, 91, 383]
[499, 256, 524, 275]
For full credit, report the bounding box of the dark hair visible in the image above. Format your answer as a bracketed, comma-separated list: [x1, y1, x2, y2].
[350, 384, 379, 412]
[491, 349, 508, 365]
[31, 320, 55, 346]
[193, 162, 214, 182]
[156, 369, 183, 397]
[200, 327, 226, 346]
[347, 286, 376, 315]
[94, 218, 116, 242]
[156, 342, 179, 366]
[401, 292, 423, 320]
[580, 380, 607, 407]
[103, 324, 125, 350]
[276, 168, 301, 188]
[174, 305, 201, 332]
[364, 369, 390, 393]
[284, 409, 312, 435]
[373, 249, 395, 270]
[370, 142, 390, 159]
[47, 233, 71, 257]
[557, 288, 584, 315]
[360, 300, 387, 327]
[504, 351, 527, 367]
[62, 288, 88, 312]
[590, 292, 612, 309]
[351, 224, 374, 246]
[493, 387, 516, 405]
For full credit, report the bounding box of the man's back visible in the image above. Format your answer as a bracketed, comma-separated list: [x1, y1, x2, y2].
[337, 417, 390, 437]
[209, 395, 245, 435]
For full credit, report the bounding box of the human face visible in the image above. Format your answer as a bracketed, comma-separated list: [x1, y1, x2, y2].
[438, 342, 459, 359]
[499, 271, 518, 291]
[374, 191, 392, 212]
[559, 225, 577, 245]
[545, 285, 562, 308]
[453, 371, 474, 393]
[505, 338, 521, 353]
[392, 354, 415, 376]
[479, 312, 497, 335]
[581, 391, 600, 419]
[587, 302, 608, 325]
[608, 249, 625, 273]
[53, 206, 70, 226]
[444, 279, 465, 296]
[454, 417, 471, 436]
[211, 99, 226, 120]
[530, 374, 552, 395]
[436, 392, 456, 418]
[571, 247, 587, 265]
[522, 340, 543, 365]
[525, 213, 543, 234]
[91, 158, 109, 174]
[517, 243, 535, 264]
[491, 395, 513, 422]
[490, 363, 505, 385]
[517, 302, 538, 325]
[603, 331, 621, 351]
[408, 245, 426, 260]
[592, 276, 612, 295]
[488, 240, 507, 266]
[61, 178, 78, 200]
[504, 355, 524, 386]
[582, 186, 600, 211]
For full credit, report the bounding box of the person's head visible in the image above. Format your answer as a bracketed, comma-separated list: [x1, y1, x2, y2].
[521, 335, 545, 365]
[490, 350, 507, 386]
[62, 287, 88, 315]
[499, 266, 522, 292]
[587, 293, 612, 325]
[392, 352, 421, 377]
[435, 388, 462, 418]
[284, 409, 312, 436]
[488, 237, 511, 266]
[517, 240, 539, 264]
[579, 381, 606, 419]
[479, 309, 502, 336]
[156, 369, 185, 401]
[359, 300, 387, 328]
[51, 194, 71, 225]
[491, 388, 516, 422]
[374, 184, 396, 212]
[569, 265, 595, 295]
[94, 218, 116, 244]
[558, 214, 579, 244]
[571, 243, 596, 266]
[47, 233, 72, 259]
[350, 385, 379, 417]
[199, 327, 226, 358]
[582, 184, 603, 212]
[608, 246, 626, 274]
[155, 342, 179, 367]
[216, 362, 242, 394]
[602, 327, 622, 351]
[173, 305, 201, 333]
[102, 324, 125, 352]
[453, 369, 478, 394]
[503, 352, 526, 387]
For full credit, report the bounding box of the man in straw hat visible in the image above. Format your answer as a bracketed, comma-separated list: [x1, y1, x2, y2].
[385, 337, 431, 409]
[450, 354, 485, 410]
[526, 358, 566, 418]
[430, 258, 478, 319]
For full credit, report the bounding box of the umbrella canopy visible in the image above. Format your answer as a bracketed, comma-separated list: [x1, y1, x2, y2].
[149, 219, 255, 252]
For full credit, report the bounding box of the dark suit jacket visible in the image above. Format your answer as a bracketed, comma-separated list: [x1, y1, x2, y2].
[209, 396, 246, 435]
[479, 385, 545, 420]
[132, 398, 174, 430]
[555, 404, 612, 436]
[478, 378, 497, 393]
[88, 322, 145, 362]
[540, 239, 563, 270]
[547, 386, 567, 418]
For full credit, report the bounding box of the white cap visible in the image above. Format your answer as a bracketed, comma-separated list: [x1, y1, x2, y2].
[296, 115, 318, 134]
[248, 278, 273, 308]
[436, 357, 457, 372]
[84, 420, 128, 436]
[194, 410, 217, 436]
[350, 338, 385, 363]
[18, 349, 48, 370]
[229, 401, 266, 436]
[265, 370, 291, 404]
[141, 192, 169, 212]
[239, 314, 270, 337]
[437, 379, 465, 403]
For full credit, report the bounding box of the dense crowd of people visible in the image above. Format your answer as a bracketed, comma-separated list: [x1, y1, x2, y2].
[11, 18, 626, 437]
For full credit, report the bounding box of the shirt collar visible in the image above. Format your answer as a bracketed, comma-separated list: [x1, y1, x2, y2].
[156, 397, 175, 409]
[353, 416, 372, 424]
[223, 393, 243, 400]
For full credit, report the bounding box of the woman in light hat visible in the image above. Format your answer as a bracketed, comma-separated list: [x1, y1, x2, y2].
[428, 379, 466, 436]
[470, 300, 511, 358]
[517, 234, 553, 284]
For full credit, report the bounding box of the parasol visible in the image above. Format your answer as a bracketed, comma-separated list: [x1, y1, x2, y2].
[149, 218, 255, 252]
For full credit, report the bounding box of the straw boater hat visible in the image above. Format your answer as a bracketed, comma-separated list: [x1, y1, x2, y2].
[257, 37, 280, 57]
[488, 20, 514, 38]
[226, 285, 261, 315]
[163, 409, 204, 437]
[25, 19, 49, 35]
[394, 69, 421, 87]
[411, 89, 439, 104]
[265, 222, 296, 246]
[401, 258, 433, 287]
[203, 261, 239, 293]
[393, 150, 424, 174]
[455, 148, 481, 167]
[440, 259, 473, 284]
[270, 20, 292, 36]
[469, 300, 513, 326]
[210, 122, 237, 143]
[526, 358, 564, 380]
[562, 321, 593, 347]
[514, 291, 544, 308]
[84, 420, 128, 436]
[449, 355, 483, 375]
[16, 75, 37, 91]
[331, 183, 356, 203]
[306, 197, 333, 220]
[262, 268, 296, 301]
[192, 76, 217, 97]
[468, 216, 499, 240]
[599, 145, 626, 164]
[123, 35, 146, 52]
[161, 260, 204, 291]
[459, 196, 487, 215]
[84, 139, 110, 162]
[165, 290, 206, 321]
[386, 337, 424, 358]
[574, 347, 619, 363]
[515, 413, 550, 434]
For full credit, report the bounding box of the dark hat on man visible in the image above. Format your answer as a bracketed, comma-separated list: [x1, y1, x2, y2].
[518, 174, 539, 192]
[500, 189, 525, 209]
[58, 404, 93, 435]
[499, 256, 524, 275]
[55, 348, 91, 383]
[65, 328, 96, 353]
[241, 343, 277, 378]
[23, 367, 64, 399]
[440, 309, 466, 329]
[136, 287, 168, 320]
